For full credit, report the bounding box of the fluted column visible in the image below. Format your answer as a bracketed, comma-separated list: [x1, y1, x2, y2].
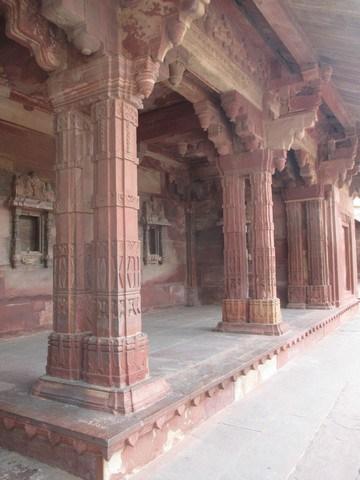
[46, 109, 93, 380]
[285, 201, 307, 307]
[216, 149, 285, 335]
[221, 173, 248, 323]
[82, 98, 145, 386]
[248, 167, 282, 331]
[306, 198, 331, 307]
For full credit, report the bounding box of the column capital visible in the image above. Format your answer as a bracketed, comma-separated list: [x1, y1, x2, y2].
[48, 54, 155, 110]
[284, 184, 325, 203]
[218, 148, 276, 176]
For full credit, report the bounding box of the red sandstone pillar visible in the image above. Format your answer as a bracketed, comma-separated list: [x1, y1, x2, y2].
[78, 97, 169, 412]
[285, 201, 307, 308]
[33, 57, 170, 413]
[248, 164, 284, 333]
[306, 198, 331, 308]
[217, 173, 248, 327]
[46, 109, 93, 380]
[217, 149, 286, 335]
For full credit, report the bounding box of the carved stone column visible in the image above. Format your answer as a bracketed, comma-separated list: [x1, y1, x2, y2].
[33, 54, 170, 414]
[216, 149, 286, 335]
[248, 164, 283, 333]
[45, 109, 93, 381]
[306, 197, 331, 308]
[285, 200, 307, 308]
[217, 172, 248, 328]
[80, 97, 169, 412]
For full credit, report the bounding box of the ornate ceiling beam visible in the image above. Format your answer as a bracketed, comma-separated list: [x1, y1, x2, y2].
[138, 102, 202, 142]
[0, 0, 66, 71]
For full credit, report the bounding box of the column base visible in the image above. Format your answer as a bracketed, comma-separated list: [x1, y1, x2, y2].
[307, 285, 332, 309]
[46, 332, 91, 381]
[288, 286, 307, 309]
[216, 320, 288, 336]
[32, 374, 170, 415]
[248, 298, 282, 325]
[218, 298, 287, 335]
[287, 303, 307, 309]
[222, 299, 248, 323]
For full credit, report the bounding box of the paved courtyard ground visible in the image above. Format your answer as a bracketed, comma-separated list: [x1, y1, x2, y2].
[1, 306, 360, 479]
[132, 308, 360, 480]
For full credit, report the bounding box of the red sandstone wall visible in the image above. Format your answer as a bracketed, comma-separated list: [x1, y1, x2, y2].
[139, 158, 187, 310]
[192, 171, 224, 304]
[0, 122, 54, 336]
[330, 185, 357, 306]
[356, 221, 360, 279]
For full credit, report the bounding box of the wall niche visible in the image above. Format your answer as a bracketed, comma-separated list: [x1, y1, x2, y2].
[10, 172, 54, 268]
[141, 195, 169, 265]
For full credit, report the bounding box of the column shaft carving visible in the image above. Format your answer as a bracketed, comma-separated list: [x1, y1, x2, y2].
[222, 174, 248, 322]
[82, 98, 147, 389]
[248, 167, 283, 331]
[47, 109, 93, 380]
[306, 199, 331, 307]
[286, 201, 307, 307]
[216, 149, 286, 334]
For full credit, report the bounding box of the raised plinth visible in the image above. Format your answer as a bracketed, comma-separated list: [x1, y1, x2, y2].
[216, 320, 288, 336]
[32, 375, 170, 415]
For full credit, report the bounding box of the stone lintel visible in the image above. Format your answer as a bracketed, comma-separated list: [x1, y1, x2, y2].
[284, 184, 324, 202]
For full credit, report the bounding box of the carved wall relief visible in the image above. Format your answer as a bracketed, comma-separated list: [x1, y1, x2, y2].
[140, 195, 169, 265]
[10, 172, 54, 268]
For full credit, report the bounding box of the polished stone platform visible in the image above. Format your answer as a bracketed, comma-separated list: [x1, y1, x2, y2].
[0, 302, 358, 480]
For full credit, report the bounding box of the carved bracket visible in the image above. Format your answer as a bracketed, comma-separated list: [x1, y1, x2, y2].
[265, 110, 317, 151]
[319, 134, 358, 187]
[221, 90, 264, 152]
[194, 100, 233, 155]
[295, 150, 317, 186]
[41, 0, 102, 56]
[0, 0, 66, 71]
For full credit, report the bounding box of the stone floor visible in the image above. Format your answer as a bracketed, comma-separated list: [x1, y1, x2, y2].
[0, 449, 79, 479]
[0, 305, 351, 395]
[131, 307, 360, 480]
[0, 304, 358, 479]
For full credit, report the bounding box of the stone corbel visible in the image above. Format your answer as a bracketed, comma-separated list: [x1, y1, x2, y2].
[221, 90, 264, 152]
[157, 0, 210, 63]
[265, 110, 317, 151]
[0, 0, 66, 71]
[319, 134, 358, 187]
[166, 48, 190, 87]
[41, 0, 102, 56]
[319, 157, 355, 187]
[135, 56, 160, 99]
[194, 100, 233, 155]
[295, 150, 317, 186]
